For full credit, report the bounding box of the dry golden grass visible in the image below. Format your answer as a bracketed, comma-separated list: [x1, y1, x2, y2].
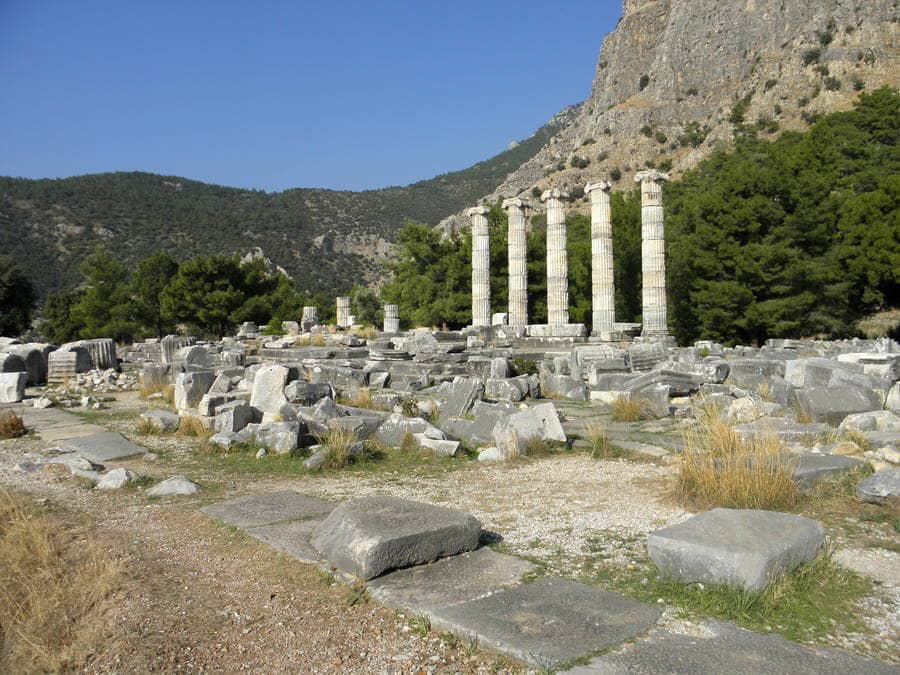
[0, 410, 26, 439]
[177, 415, 211, 439]
[138, 383, 175, 405]
[317, 427, 359, 469]
[586, 422, 613, 459]
[675, 407, 799, 510]
[339, 388, 375, 410]
[611, 395, 655, 423]
[399, 432, 418, 453]
[0, 489, 120, 672]
[293, 334, 328, 347]
[842, 429, 872, 453]
[350, 325, 378, 340]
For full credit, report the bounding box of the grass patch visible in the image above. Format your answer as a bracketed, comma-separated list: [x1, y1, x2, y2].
[139, 383, 175, 405]
[336, 388, 383, 410]
[611, 395, 655, 423]
[675, 407, 799, 510]
[177, 415, 212, 439]
[0, 410, 26, 439]
[0, 489, 121, 671]
[293, 334, 327, 347]
[589, 550, 873, 645]
[317, 427, 361, 469]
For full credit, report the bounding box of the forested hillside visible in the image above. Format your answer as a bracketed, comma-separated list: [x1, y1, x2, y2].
[0, 110, 572, 302]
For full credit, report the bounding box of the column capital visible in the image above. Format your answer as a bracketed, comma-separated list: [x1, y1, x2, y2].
[541, 188, 569, 202]
[501, 197, 530, 211]
[634, 170, 670, 184]
[585, 181, 612, 194]
[465, 205, 490, 218]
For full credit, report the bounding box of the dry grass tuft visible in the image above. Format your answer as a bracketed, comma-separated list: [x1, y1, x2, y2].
[399, 432, 419, 453]
[0, 489, 120, 672]
[177, 415, 211, 439]
[138, 383, 175, 405]
[675, 407, 798, 510]
[339, 388, 375, 410]
[350, 326, 378, 340]
[586, 422, 613, 459]
[317, 427, 359, 469]
[842, 429, 872, 453]
[611, 395, 655, 423]
[0, 410, 27, 439]
[794, 401, 813, 424]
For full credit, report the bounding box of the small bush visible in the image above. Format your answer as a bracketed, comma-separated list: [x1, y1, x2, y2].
[677, 122, 708, 148]
[658, 159, 673, 172]
[318, 427, 359, 469]
[611, 396, 654, 423]
[816, 19, 836, 47]
[640, 124, 653, 137]
[531, 186, 542, 198]
[764, 78, 778, 91]
[823, 76, 842, 91]
[581, 137, 596, 146]
[638, 74, 650, 91]
[675, 408, 798, 510]
[773, 103, 782, 115]
[654, 130, 668, 144]
[802, 48, 821, 66]
[814, 64, 830, 77]
[851, 75, 865, 91]
[596, 150, 609, 162]
[570, 156, 590, 170]
[177, 415, 211, 438]
[511, 358, 538, 376]
[610, 168, 622, 181]
[0, 410, 26, 439]
[399, 432, 418, 453]
[685, 87, 698, 96]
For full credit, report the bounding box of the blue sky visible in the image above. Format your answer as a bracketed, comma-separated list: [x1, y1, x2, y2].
[0, 1, 622, 192]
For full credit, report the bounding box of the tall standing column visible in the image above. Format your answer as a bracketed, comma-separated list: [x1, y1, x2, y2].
[502, 197, 529, 327]
[466, 206, 491, 327]
[383, 304, 399, 334]
[541, 188, 569, 326]
[586, 181, 615, 336]
[336, 296, 351, 328]
[635, 170, 669, 337]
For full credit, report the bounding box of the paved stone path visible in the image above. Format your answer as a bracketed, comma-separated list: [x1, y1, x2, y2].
[14, 404, 146, 460]
[201, 489, 900, 672]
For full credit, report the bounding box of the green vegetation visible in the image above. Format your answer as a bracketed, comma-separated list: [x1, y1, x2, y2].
[0, 114, 569, 302]
[0, 256, 36, 336]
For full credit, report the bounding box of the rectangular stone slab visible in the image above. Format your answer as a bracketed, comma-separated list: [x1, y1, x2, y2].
[201, 491, 334, 528]
[431, 576, 660, 668]
[311, 495, 481, 580]
[40, 423, 110, 442]
[58, 431, 146, 462]
[566, 619, 899, 675]
[367, 548, 535, 613]
[244, 519, 325, 564]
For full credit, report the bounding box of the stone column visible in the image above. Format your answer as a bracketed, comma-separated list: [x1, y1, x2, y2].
[336, 296, 351, 328]
[383, 304, 399, 333]
[502, 197, 529, 327]
[466, 206, 491, 327]
[541, 188, 569, 326]
[301, 306, 318, 331]
[586, 181, 615, 336]
[635, 170, 669, 337]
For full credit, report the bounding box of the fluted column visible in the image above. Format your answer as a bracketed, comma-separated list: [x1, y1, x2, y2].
[502, 197, 529, 327]
[635, 170, 669, 337]
[336, 296, 351, 328]
[541, 189, 569, 326]
[383, 304, 399, 333]
[466, 206, 491, 327]
[586, 181, 615, 336]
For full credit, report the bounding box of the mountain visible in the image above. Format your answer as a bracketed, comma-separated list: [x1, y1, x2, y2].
[480, 0, 899, 203]
[0, 107, 577, 301]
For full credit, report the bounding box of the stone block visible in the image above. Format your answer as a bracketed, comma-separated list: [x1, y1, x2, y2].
[250, 364, 289, 414]
[856, 468, 900, 504]
[484, 377, 527, 402]
[174, 370, 216, 411]
[541, 374, 588, 401]
[647, 508, 826, 592]
[327, 415, 383, 440]
[148, 475, 200, 496]
[440, 377, 484, 418]
[214, 400, 255, 434]
[253, 421, 301, 454]
[792, 453, 866, 488]
[140, 409, 180, 433]
[795, 385, 882, 426]
[375, 414, 444, 447]
[529, 402, 567, 442]
[0, 371, 27, 402]
[433, 577, 661, 669]
[59, 431, 146, 463]
[310, 495, 481, 580]
[201, 490, 333, 528]
[840, 410, 900, 433]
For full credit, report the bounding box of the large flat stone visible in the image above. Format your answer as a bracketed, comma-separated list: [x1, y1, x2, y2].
[200, 490, 334, 528]
[795, 385, 882, 426]
[310, 495, 481, 580]
[792, 453, 865, 488]
[367, 548, 535, 613]
[857, 468, 900, 504]
[433, 577, 661, 668]
[58, 431, 146, 462]
[566, 619, 899, 674]
[245, 519, 325, 564]
[648, 509, 826, 592]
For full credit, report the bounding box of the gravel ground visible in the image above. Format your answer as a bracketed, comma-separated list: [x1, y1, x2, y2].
[1, 392, 898, 669]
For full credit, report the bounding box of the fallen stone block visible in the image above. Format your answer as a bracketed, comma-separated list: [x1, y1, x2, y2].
[647, 508, 826, 592]
[540, 374, 588, 401]
[311, 495, 481, 580]
[213, 400, 255, 434]
[148, 475, 200, 497]
[433, 577, 661, 669]
[440, 378, 484, 418]
[856, 468, 900, 504]
[0, 371, 27, 402]
[484, 377, 527, 402]
[201, 490, 333, 527]
[795, 385, 883, 426]
[840, 410, 900, 433]
[96, 467, 138, 490]
[250, 364, 289, 414]
[253, 421, 301, 454]
[174, 370, 216, 411]
[59, 431, 146, 463]
[374, 413, 444, 447]
[140, 409, 180, 433]
[414, 433, 460, 456]
[792, 453, 866, 488]
[327, 415, 383, 440]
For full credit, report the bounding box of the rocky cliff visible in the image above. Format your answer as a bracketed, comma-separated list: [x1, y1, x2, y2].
[482, 0, 899, 203]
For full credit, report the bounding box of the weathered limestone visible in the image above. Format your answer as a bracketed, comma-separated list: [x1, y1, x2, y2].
[541, 189, 569, 326]
[336, 296, 351, 328]
[383, 304, 399, 334]
[586, 181, 615, 337]
[0, 372, 26, 402]
[635, 170, 669, 337]
[301, 306, 319, 331]
[467, 206, 491, 327]
[502, 198, 529, 327]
